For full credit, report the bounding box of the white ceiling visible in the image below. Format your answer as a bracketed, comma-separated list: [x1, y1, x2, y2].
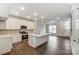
[9, 3, 72, 21]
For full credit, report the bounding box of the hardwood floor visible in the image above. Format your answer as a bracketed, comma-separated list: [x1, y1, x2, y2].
[4, 36, 72, 55]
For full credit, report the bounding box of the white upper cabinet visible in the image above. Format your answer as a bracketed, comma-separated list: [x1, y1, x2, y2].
[6, 17, 34, 29]
[0, 3, 9, 20]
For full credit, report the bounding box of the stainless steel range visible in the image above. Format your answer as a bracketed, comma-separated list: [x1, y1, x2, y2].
[20, 26, 28, 40]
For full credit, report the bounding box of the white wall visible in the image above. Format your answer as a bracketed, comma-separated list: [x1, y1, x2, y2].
[0, 35, 12, 54]
[56, 20, 70, 37]
[37, 23, 46, 34]
[0, 21, 6, 29]
[0, 3, 9, 18]
[6, 16, 34, 29]
[46, 18, 70, 37]
[34, 20, 46, 34]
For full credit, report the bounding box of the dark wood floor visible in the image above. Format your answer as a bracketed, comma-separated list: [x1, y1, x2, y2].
[4, 36, 72, 55]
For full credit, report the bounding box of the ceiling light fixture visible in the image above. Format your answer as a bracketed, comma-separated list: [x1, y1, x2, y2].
[34, 12, 38, 16]
[41, 16, 44, 19]
[15, 12, 19, 15]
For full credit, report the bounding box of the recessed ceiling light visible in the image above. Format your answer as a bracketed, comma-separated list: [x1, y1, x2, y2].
[26, 16, 30, 19]
[20, 6, 25, 10]
[57, 17, 60, 20]
[15, 12, 19, 15]
[34, 12, 38, 16]
[76, 8, 79, 13]
[41, 16, 44, 19]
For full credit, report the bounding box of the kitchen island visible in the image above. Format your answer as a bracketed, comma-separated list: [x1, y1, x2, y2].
[28, 33, 52, 48]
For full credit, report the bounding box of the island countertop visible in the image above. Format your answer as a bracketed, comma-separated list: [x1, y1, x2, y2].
[28, 33, 53, 37]
[0, 34, 12, 38]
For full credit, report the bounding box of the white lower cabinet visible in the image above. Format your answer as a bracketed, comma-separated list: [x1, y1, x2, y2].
[28, 34, 48, 48]
[71, 40, 79, 55]
[0, 35, 12, 54]
[12, 33, 22, 43]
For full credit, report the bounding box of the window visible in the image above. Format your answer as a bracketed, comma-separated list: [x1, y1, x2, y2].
[64, 21, 70, 30]
[48, 25, 56, 33]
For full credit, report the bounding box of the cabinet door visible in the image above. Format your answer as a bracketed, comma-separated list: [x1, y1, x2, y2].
[71, 8, 79, 55]
[6, 17, 20, 29]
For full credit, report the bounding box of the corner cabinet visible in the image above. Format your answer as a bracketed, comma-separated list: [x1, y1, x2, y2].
[0, 3, 9, 20]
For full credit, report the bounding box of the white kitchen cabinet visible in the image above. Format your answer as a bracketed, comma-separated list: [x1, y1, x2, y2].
[0, 35, 12, 54]
[12, 33, 22, 43]
[71, 8, 79, 55]
[6, 17, 34, 29]
[0, 21, 6, 29]
[6, 17, 20, 29]
[0, 3, 9, 20]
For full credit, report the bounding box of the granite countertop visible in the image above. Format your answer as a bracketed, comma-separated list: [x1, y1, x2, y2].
[28, 33, 53, 37]
[0, 34, 12, 38]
